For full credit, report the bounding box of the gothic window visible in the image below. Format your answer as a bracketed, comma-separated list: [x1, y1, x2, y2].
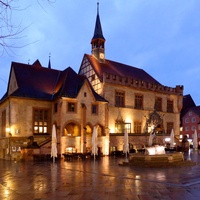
[134, 122, 142, 134]
[115, 123, 131, 134]
[135, 94, 143, 109]
[33, 108, 50, 134]
[155, 97, 162, 111]
[167, 100, 173, 113]
[115, 91, 125, 107]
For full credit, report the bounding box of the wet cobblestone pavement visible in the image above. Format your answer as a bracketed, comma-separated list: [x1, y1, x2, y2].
[1, 150, 200, 200]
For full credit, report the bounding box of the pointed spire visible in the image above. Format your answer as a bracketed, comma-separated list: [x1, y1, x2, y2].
[91, 2, 106, 62]
[92, 2, 105, 40]
[48, 53, 51, 69]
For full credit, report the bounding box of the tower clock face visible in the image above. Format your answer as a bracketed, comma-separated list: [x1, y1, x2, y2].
[100, 53, 104, 59]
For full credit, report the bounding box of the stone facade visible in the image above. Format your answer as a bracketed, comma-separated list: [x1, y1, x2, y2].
[0, 79, 109, 160]
[0, 5, 184, 161]
[79, 55, 183, 153]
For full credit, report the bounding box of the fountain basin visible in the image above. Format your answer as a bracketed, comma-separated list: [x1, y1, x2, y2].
[120, 152, 196, 167]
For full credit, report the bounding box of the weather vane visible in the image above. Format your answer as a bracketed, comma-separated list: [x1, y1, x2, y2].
[97, 1, 99, 14]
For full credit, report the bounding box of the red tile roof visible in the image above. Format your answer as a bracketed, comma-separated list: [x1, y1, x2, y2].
[84, 54, 161, 85]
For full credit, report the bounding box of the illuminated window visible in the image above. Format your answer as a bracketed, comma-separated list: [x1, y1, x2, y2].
[134, 122, 142, 133]
[115, 123, 131, 134]
[115, 91, 125, 107]
[167, 100, 173, 113]
[33, 109, 50, 134]
[135, 94, 143, 109]
[65, 147, 76, 153]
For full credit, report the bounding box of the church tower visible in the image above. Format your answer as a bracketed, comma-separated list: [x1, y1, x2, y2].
[91, 2, 105, 63]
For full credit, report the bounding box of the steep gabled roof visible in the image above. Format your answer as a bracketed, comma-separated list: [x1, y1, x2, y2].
[55, 67, 84, 98]
[182, 94, 196, 111]
[183, 106, 200, 118]
[192, 106, 200, 117]
[0, 60, 107, 103]
[180, 94, 196, 121]
[84, 54, 161, 85]
[56, 67, 107, 102]
[9, 61, 60, 100]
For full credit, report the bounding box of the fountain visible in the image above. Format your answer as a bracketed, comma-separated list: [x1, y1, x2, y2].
[128, 146, 184, 167]
[120, 145, 196, 167]
[119, 110, 196, 167]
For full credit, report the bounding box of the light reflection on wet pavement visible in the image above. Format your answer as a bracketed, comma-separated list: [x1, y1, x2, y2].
[1, 149, 200, 199]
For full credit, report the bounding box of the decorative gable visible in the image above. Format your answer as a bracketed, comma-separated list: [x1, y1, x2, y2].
[76, 81, 94, 103]
[79, 55, 103, 94]
[32, 59, 42, 68]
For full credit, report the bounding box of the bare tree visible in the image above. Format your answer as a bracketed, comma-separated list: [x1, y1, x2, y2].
[0, 0, 55, 55]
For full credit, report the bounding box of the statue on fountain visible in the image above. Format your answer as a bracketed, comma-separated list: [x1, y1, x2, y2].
[181, 134, 189, 152]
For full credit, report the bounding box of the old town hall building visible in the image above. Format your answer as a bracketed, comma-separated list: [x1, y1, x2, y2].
[0, 4, 183, 160]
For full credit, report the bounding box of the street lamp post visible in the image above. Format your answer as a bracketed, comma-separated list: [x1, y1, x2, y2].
[6, 127, 12, 160]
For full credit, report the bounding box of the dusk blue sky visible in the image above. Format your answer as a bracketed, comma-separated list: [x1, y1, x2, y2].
[1, 0, 200, 104]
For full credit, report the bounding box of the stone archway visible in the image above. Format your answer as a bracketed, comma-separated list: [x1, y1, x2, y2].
[61, 121, 81, 154]
[64, 122, 80, 137]
[85, 124, 92, 137]
[96, 124, 105, 137]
